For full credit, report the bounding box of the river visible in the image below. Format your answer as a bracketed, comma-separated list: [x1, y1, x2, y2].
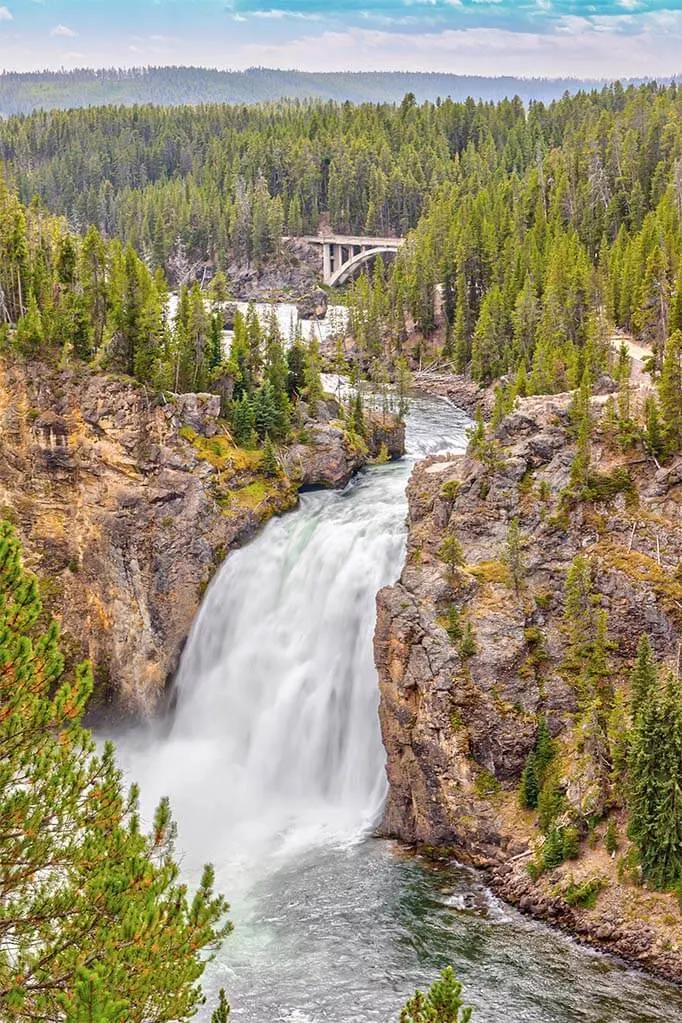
[115, 393, 682, 1023]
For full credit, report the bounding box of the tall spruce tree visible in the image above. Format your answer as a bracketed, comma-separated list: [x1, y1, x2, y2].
[628, 668, 682, 889]
[658, 329, 682, 457]
[630, 634, 658, 719]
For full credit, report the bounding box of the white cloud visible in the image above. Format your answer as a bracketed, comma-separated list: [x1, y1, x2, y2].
[233, 15, 682, 78]
[0, 6, 13, 22]
[50, 24, 77, 38]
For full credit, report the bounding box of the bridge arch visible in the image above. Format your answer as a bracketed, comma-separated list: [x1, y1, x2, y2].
[328, 246, 400, 288]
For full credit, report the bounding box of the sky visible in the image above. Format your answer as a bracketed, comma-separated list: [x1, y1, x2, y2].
[1, 0, 682, 78]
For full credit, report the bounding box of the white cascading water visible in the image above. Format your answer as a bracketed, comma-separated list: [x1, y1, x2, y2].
[167, 476, 397, 860]
[120, 394, 470, 886]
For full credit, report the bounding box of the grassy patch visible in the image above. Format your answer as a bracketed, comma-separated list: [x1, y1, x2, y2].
[179, 425, 263, 473]
[596, 543, 682, 626]
[467, 560, 511, 586]
[475, 768, 501, 798]
[231, 480, 272, 510]
[583, 467, 635, 504]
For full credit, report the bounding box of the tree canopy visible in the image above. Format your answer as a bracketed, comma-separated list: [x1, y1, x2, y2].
[0, 522, 230, 1021]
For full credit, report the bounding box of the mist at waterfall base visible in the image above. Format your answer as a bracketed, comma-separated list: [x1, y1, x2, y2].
[115, 394, 682, 1023]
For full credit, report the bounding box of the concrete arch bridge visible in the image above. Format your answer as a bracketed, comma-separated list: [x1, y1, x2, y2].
[290, 234, 405, 287]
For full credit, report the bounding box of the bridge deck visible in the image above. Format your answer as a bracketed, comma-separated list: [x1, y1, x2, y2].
[288, 234, 404, 248]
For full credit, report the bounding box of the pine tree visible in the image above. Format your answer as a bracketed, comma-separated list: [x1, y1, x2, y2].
[80, 225, 109, 351]
[13, 293, 43, 356]
[643, 395, 665, 461]
[520, 717, 554, 810]
[303, 339, 324, 416]
[231, 393, 256, 447]
[607, 689, 631, 789]
[207, 270, 230, 306]
[562, 555, 598, 678]
[658, 329, 682, 457]
[208, 312, 224, 371]
[568, 368, 592, 492]
[534, 717, 555, 775]
[628, 672, 682, 888]
[400, 967, 473, 1023]
[286, 342, 307, 399]
[437, 531, 466, 584]
[261, 435, 279, 476]
[0, 522, 230, 1020]
[520, 755, 540, 810]
[650, 674, 682, 887]
[630, 634, 657, 719]
[252, 382, 279, 442]
[211, 990, 231, 1023]
[502, 517, 527, 595]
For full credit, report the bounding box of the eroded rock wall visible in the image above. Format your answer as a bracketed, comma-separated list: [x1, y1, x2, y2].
[0, 360, 404, 716]
[375, 392, 681, 860]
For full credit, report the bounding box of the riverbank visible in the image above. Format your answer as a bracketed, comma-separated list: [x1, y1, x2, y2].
[374, 387, 682, 983]
[0, 357, 404, 718]
[485, 852, 682, 985]
[412, 371, 495, 418]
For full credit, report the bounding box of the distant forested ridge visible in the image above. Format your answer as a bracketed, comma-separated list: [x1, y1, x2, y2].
[1, 79, 680, 464]
[0, 66, 659, 117]
[3, 82, 677, 279]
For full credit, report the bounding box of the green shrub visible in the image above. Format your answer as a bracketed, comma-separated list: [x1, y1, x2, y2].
[542, 826, 567, 869]
[562, 875, 606, 909]
[440, 480, 461, 502]
[562, 826, 580, 860]
[475, 768, 500, 798]
[445, 606, 463, 642]
[459, 622, 477, 660]
[538, 773, 565, 834]
[520, 717, 555, 812]
[538, 480, 551, 502]
[605, 819, 619, 855]
[583, 467, 633, 503]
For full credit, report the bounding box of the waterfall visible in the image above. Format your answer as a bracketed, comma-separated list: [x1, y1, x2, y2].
[117, 394, 470, 885]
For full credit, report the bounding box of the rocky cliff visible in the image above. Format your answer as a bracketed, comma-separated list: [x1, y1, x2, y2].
[374, 390, 682, 978]
[0, 358, 404, 717]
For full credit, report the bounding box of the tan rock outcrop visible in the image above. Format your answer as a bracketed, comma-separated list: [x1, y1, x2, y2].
[0, 360, 405, 717]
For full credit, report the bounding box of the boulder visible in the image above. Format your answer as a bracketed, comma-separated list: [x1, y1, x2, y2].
[296, 289, 328, 320]
[165, 393, 222, 438]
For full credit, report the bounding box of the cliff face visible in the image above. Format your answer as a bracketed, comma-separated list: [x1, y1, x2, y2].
[374, 391, 682, 976]
[0, 359, 404, 717]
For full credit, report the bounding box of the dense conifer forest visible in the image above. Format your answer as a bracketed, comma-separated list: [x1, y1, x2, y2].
[0, 81, 680, 455]
[0, 66, 627, 117]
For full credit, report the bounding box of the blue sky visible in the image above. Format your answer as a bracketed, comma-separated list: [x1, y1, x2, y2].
[1, 0, 682, 76]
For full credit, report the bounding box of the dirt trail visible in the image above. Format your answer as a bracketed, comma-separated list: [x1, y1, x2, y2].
[609, 331, 653, 388]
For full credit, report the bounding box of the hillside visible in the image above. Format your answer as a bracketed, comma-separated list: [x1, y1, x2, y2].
[0, 67, 631, 116]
